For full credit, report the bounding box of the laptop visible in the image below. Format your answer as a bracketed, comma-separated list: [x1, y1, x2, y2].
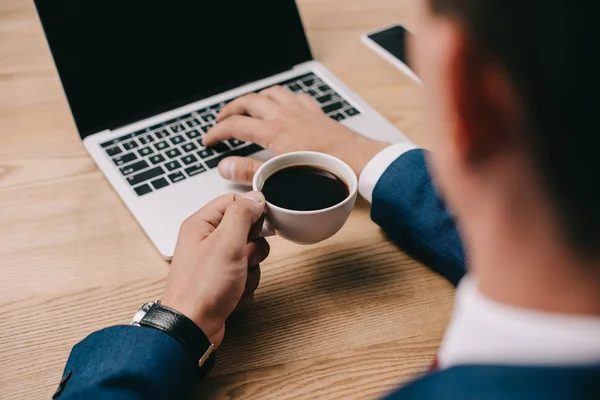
[34, 0, 409, 258]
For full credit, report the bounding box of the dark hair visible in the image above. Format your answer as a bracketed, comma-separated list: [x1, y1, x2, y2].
[429, 0, 600, 255]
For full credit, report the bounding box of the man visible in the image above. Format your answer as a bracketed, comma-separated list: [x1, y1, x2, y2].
[54, 0, 600, 398]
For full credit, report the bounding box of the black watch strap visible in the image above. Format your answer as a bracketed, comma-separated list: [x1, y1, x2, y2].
[133, 302, 216, 377]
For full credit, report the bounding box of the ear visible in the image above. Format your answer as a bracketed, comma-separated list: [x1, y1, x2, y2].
[448, 24, 521, 164]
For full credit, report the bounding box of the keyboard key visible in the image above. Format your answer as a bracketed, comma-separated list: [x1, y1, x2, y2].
[134, 184, 153, 196]
[126, 166, 164, 186]
[149, 123, 165, 131]
[346, 108, 360, 116]
[120, 160, 149, 176]
[100, 130, 145, 148]
[186, 119, 201, 128]
[170, 135, 185, 145]
[123, 140, 139, 150]
[165, 160, 182, 171]
[205, 144, 263, 169]
[210, 143, 230, 154]
[106, 146, 122, 157]
[200, 125, 212, 133]
[185, 164, 207, 177]
[318, 84, 331, 92]
[210, 102, 227, 111]
[197, 148, 216, 159]
[168, 171, 186, 183]
[316, 94, 333, 104]
[331, 113, 346, 121]
[151, 177, 170, 190]
[186, 130, 201, 140]
[149, 154, 165, 165]
[227, 138, 245, 147]
[138, 146, 154, 157]
[322, 101, 344, 114]
[307, 89, 318, 97]
[155, 141, 170, 151]
[181, 154, 198, 165]
[139, 135, 155, 145]
[182, 142, 198, 152]
[100, 138, 122, 148]
[170, 122, 186, 133]
[166, 148, 182, 159]
[302, 77, 316, 87]
[200, 113, 216, 123]
[112, 152, 138, 166]
[155, 129, 170, 139]
[288, 83, 302, 92]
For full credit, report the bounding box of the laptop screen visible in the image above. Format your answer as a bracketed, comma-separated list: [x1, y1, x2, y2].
[34, 0, 313, 137]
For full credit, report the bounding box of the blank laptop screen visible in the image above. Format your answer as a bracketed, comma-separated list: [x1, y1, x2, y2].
[34, 0, 313, 137]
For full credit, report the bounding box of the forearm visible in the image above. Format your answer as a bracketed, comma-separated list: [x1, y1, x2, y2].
[56, 191, 268, 399]
[361, 148, 466, 286]
[56, 326, 196, 399]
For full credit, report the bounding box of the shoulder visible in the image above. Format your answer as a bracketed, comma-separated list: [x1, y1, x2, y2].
[385, 364, 600, 400]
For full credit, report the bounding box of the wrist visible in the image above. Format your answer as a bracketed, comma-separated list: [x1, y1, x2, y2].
[160, 294, 225, 347]
[132, 301, 217, 377]
[335, 135, 390, 176]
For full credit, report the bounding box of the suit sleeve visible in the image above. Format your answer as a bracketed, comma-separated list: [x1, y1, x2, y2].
[54, 325, 196, 400]
[370, 149, 466, 286]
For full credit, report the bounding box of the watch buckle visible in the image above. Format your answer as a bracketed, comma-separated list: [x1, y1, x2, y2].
[198, 343, 215, 367]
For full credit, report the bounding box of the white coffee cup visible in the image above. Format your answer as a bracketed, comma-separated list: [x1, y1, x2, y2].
[252, 151, 358, 244]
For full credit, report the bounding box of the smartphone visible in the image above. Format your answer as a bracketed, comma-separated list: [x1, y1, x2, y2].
[362, 25, 421, 85]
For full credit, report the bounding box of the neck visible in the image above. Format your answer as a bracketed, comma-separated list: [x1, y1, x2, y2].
[459, 164, 600, 316]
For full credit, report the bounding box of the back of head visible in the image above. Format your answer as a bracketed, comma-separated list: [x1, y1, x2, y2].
[429, 0, 600, 256]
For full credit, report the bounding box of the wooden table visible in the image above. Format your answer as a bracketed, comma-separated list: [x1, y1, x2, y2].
[0, 0, 455, 398]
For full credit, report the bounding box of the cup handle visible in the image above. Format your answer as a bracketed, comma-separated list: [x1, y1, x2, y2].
[260, 219, 276, 238]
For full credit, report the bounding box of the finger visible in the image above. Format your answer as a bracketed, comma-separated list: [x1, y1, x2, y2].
[235, 265, 261, 312]
[248, 215, 266, 241]
[203, 115, 268, 147]
[217, 93, 280, 121]
[234, 292, 255, 312]
[243, 265, 261, 296]
[179, 193, 239, 239]
[260, 85, 302, 107]
[216, 192, 266, 249]
[247, 237, 270, 266]
[297, 93, 323, 113]
[218, 156, 264, 185]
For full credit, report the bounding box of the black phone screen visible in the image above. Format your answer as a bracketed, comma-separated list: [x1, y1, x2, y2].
[368, 25, 412, 67]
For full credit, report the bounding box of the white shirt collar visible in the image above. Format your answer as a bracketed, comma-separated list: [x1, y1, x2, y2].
[438, 275, 600, 369]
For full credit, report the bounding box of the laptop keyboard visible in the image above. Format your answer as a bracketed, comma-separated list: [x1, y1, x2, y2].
[100, 72, 361, 197]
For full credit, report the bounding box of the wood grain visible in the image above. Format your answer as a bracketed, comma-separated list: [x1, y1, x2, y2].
[0, 0, 454, 398]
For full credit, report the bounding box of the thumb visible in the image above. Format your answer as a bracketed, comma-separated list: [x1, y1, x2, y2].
[216, 192, 266, 249]
[218, 156, 264, 185]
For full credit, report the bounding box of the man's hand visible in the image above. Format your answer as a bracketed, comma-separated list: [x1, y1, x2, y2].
[202, 86, 389, 184]
[161, 192, 269, 347]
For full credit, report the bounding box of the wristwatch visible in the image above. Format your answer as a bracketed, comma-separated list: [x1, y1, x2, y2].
[131, 301, 216, 377]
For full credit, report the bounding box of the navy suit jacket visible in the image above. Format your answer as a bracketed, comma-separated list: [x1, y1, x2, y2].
[55, 149, 600, 399]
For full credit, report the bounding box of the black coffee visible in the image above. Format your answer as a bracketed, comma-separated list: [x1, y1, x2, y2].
[262, 165, 349, 211]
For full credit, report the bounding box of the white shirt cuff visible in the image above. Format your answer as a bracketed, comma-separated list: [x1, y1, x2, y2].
[358, 142, 417, 203]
